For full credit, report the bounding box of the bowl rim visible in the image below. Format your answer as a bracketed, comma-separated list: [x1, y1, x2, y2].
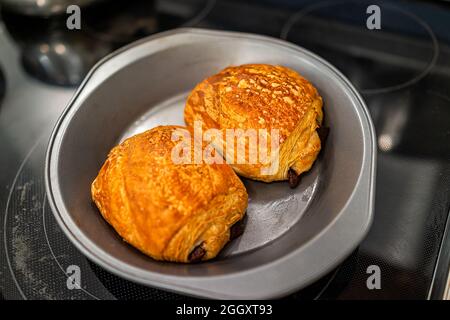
[45, 28, 376, 299]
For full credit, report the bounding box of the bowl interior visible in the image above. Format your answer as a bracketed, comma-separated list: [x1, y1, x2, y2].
[53, 33, 365, 277]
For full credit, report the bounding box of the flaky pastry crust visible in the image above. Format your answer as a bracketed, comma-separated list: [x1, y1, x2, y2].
[185, 64, 323, 183]
[91, 125, 248, 263]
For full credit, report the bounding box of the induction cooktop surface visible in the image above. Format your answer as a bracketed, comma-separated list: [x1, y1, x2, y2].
[1, 0, 449, 300]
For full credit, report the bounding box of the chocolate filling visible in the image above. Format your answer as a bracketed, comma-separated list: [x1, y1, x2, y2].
[287, 127, 329, 189]
[230, 219, 245, 240]
[288, 168, 301, 189]
[317, 126, 330, 149]
[188, 243, 206, 262]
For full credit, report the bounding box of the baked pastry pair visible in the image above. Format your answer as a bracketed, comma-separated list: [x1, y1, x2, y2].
[92, 64, 324, 263]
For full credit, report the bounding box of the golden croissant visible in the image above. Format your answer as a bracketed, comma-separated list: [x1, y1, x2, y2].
[91, 125, 248, 263]
[184, 64, 324, 186]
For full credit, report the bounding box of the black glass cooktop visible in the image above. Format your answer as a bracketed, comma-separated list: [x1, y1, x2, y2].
[0, 0, 449, 300]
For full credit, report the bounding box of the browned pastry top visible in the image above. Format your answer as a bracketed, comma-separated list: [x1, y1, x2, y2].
[185, 64, 324, 182]
[91, 125, 248, 262]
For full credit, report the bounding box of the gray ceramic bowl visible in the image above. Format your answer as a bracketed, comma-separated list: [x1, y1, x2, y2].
[45, 28, 376, 299]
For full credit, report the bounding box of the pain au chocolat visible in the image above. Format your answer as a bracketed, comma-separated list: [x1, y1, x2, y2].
[184, 64, 325, 186]
[91, 125, 248, 263]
